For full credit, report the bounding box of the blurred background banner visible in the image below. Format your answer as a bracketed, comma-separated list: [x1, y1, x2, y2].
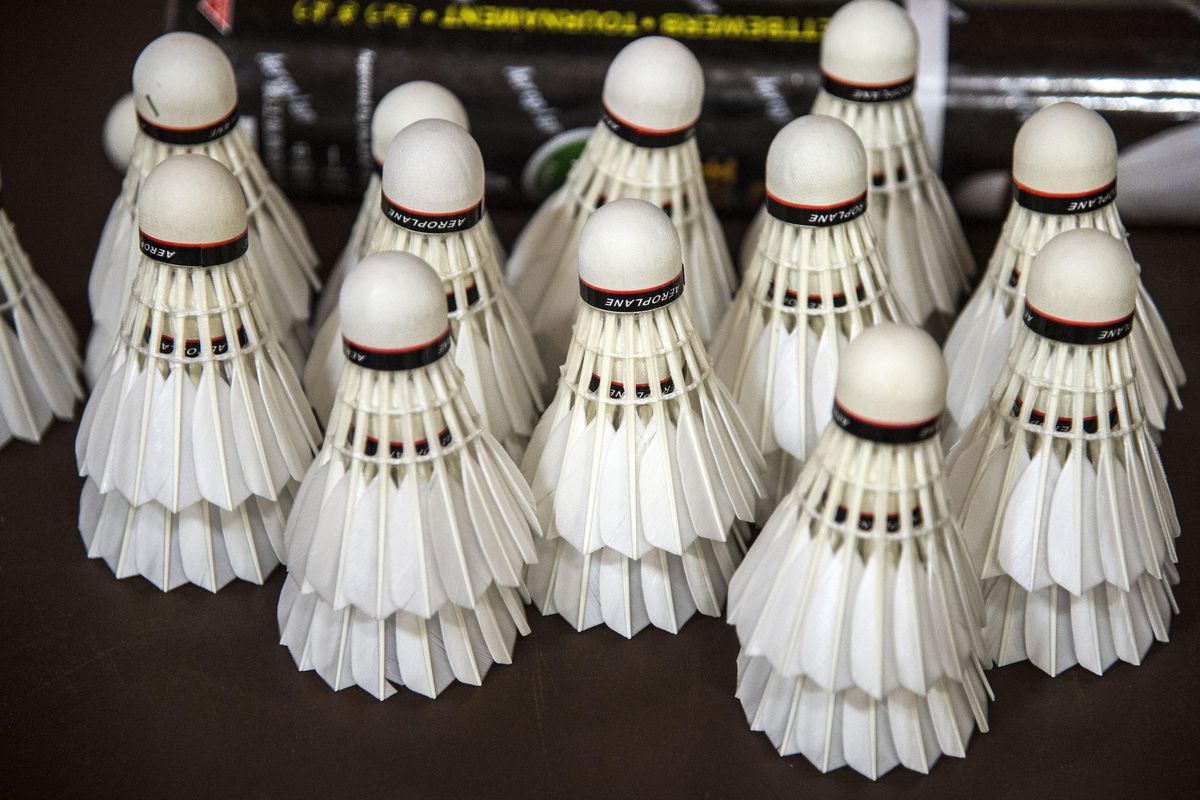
[166, 0, 1200, 220]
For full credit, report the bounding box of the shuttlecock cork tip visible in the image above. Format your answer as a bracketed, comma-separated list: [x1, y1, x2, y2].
[1013, 102, 1117, 196]
[133, 32, 237, 132]
[835, 324, 947, 433]
[103, 93, 138, 171]
[603, 36, 704, 134]
[138, 154, 247, 247]
[821, 0, 918, 87]
[372, 81, 470, 165]
[767, 115, 867, 209]
[340, 251, 448, 353]
[578, 199, 683, 303]
[1027, 229, 1137, 328]
[382, 118, 484, 218]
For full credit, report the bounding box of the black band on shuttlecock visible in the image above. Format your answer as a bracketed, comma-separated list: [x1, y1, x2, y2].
[350, 426, 453, 458]
[580, 269, 685, 313]
[832, 402, 940, 444]
[600, 108, 696, 148]
[445, 283, 481, 313]
[588, 373, 676, 400]
[342, 328, 452, 371]
[1011, 396, 1120, 433]
[1022, 302, 1133, 345]
[766, 280, 866, 309]
[139, 230, 249, 267]
[137, 106, 240, 145]
[766, 191, 867, 227]
[381, 193, 484, 233]
[821, 73, 915, 103]
[1013, 179, 1117, 215]
[143, 325, 249, 357]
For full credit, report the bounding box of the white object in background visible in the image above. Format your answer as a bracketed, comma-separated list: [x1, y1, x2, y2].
[712, 115, 907, 513]
[523, 199, 764, 638]
[955, 120, 1200, 228]
[312, 80, 472, 329]
[281, 251, 540, 699]
[906, 0, 950, 169]
[86, 32, 320, 384]
[729, 323, 990, 780]
[75, 155, 319, 592]
[508, 36, 737, 380]
[946, 229, 1178, 677]
[0, 166, 82, 449]
[812, 0, 974, 327]
[102, 93, 138, 172]
[304, 119, 544, 459]
[942, 102, 1184, 447]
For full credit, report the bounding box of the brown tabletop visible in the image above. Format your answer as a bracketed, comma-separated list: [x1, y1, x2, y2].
[2, 4, 1199, 799]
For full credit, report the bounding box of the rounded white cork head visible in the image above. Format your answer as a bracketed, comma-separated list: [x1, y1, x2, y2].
[1013, 102, 1118, 195]
[836, 323, 947, 427]
[371, 81, 470, 164]
[1026, 229, 1137, 325]
[103, 93, 138, 171]
[820, 0, 918, 86]
[767, 115, 867, 207]
[382, 118, 484, 215]
[132, 32, 237, 131]
[138, 154, 247, 245]
[578, 199, 682, 293]
[602, 36, 704, 133]
[340, 251, 448, 351]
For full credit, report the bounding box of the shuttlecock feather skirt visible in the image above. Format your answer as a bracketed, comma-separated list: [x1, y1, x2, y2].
[712, 210, 905, 506]
[811, 90, 973, 324]
[943, 200, 1184, 445]
[522, 299, 765, 635]
[947, 323, 1178, 675]
[728, 424, 991, 778]
[0, 208, 81, 446]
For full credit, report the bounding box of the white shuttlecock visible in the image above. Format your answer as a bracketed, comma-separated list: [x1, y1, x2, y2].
[312, 80, 473, 328]
[103, 92, 138, 172]
[712, 115, 907, 511]
[509, 36, 736, 377]
[943, 102, 1184, 446]
[0, 167, 82, 448]
[729, 323, 990, 779]
[304, 120, 544, 458]
[75, 155, 320, 592]
[281, 251, 540, 699]
[523, 199, 764, 638]
[86, 32, 319, 384]
[947, 229, 1178, 677]
[810, 0, 973, 326]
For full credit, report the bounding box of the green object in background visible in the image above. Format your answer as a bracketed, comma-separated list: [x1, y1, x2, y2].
[520, 128, 593, 201]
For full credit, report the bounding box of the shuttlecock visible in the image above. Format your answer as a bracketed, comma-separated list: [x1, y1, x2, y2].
[943, 102, 1184, 447]
[103, 93, 138, 172]
[281, 251, 540, 699]
[523, 199, 764, 638]
[304, 119, 544, 458]
[947, 228, 1178, 676]
[811, 0, 973, 326]
[729, 323, 990, 779]
[75, 154, 320, 592]
[713, 115, 906, 511]
[86, 32, 319, 383]
[312, 80, 473, 329]
[0, 167, 82, 448]
[509, 36, 736, 378]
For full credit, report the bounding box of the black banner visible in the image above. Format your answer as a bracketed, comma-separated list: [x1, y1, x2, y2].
[139, 230, 249, 267]
[579, 269, 685, 312]
[137, 107, 240, 145]
[832, 401, 940, 444]
[1022, 302, 1133, 345]
[342, 328, 452, 370]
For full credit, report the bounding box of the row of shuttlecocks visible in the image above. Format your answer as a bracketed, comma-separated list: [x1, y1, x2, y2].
[0, 0, 1181, 782]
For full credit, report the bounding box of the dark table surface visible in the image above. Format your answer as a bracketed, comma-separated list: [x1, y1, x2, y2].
[3, 5, 1199, 799]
